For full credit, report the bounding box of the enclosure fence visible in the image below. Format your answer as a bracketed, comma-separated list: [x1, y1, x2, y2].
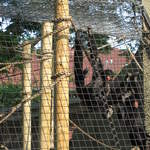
[0, 0, 150, 150]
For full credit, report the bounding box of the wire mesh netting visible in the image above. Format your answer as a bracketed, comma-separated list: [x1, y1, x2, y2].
[0, 0, 150, 150]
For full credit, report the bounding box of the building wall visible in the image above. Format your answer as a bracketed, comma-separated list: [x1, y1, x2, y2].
[70, 48, 128, 86]
[0, 53, 40, 87]
[0, 48, 128, 89]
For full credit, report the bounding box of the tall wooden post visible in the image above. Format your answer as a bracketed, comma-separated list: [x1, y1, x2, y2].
[40, 22, 54, 150]
[23, 41, 32, 150]
[143, 0, 150, 147]
[55, 0, 70, 150]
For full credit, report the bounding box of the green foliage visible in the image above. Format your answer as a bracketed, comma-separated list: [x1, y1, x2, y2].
[0, 84, 22, 107]
[0, 16, 42, 107]
[0, 30, 20, 63]
[6, 16, 41, 37]
[71, 29, 111, 54]
[0, 84, 41, 107]
[0, 16, 41, 65]
[93, 34, 111, 54]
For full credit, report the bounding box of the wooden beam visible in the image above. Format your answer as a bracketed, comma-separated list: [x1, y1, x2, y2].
[23, 41, 32, 150]
[40, 22, 54, 150]
[55, 0, 70, 149]
[143, 0, 150, 148]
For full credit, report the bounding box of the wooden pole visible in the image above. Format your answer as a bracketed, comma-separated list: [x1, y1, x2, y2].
[143, 0, 150, 147]
[23, 41, 32, 150]
[40, 22, 54, 150]
[55, 0, 70, 150]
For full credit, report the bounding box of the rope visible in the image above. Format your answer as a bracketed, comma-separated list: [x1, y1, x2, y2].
[0, 92, 40, 125]
[0, 65, 11, 72]
[122, 38, 143, 72]
[0, 72, 72, 125]
[19, 24, 71, 48]
[69, 119, 119, 150]
[1, 22, 71, 60]
[0, 144, 8, 150]
[0, 60, 31, 65]
[52, 16, 72, 23]
[97, 35, 126, 50]
[0, 56, 52, 73]
[0, 21, 71, 78]
[0, 15, 144, 149]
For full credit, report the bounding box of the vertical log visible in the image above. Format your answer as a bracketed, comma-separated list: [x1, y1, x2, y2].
[40, 22, 54, 150]
[55, 0, 70, 150]
[143, 35, 150, 148]
[143, 0, 150, 147]
[23, 41, 32, 150]
[143, 42, 150, 146]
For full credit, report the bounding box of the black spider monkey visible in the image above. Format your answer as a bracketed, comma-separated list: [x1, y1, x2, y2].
[74, 30, 96, 108]
[74, 29, 113, 111]
[121, 73, 146, 150]
[74, 28, 124, 114]
[74, 28, 146, 149]
[106, 71, 146, 149]
[74, 29, 122, 148]
[110, 71, 146, 149]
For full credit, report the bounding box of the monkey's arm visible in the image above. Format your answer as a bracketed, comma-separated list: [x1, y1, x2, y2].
[74, 31, 92, 101]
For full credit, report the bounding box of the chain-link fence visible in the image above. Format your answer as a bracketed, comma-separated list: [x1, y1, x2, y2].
[0, 0, 150, 150]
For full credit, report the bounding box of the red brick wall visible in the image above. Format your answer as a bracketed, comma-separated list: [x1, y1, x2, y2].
[0, 48, 128, 89]
[69, 48, 128, 87]
[0, 53, 40, 87]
